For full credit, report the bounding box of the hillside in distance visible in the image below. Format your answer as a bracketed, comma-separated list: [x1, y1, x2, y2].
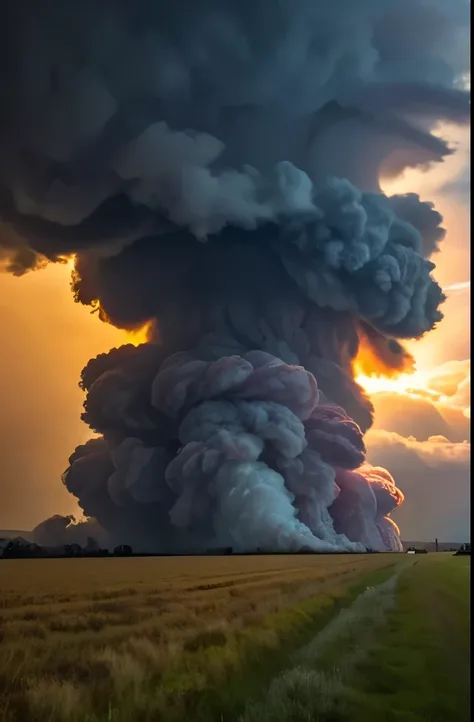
[0, 530, 34, 542]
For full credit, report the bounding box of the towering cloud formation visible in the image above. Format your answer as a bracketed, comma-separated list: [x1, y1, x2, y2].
[0, 1, 469, 551]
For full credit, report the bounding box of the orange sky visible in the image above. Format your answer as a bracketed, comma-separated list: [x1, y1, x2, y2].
[0, 264, 127, 527]
[0, 130, 470, 531]
[380, 125, 470, 372]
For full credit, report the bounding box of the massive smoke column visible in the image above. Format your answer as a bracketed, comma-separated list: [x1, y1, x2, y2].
[0, 1, 469, 552]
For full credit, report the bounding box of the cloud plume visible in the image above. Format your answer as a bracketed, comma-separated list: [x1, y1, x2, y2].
[366, 430, 470, 543]
[0, 0, 469, 551]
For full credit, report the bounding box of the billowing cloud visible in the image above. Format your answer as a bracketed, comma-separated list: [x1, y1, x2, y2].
[0, 0, 470, 552]
[371, 392, 470, 443]
[366, 429, 470, 542]
[32, 514, 109, 548]
[425, 359, 470, 411]
[0, 0, 469, 272]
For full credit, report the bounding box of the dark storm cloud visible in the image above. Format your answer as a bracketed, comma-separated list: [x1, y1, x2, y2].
[0, 0, 469, 268]
[0, 0, 469, 552]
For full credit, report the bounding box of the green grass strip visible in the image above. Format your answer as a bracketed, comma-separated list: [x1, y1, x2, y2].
[240, 562, 406, 722]
[152, 561, 399, 722]
[83, 561, 398, 722]
[345, 555, 470, 722]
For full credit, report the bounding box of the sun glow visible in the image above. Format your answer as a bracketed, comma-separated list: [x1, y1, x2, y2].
[125, 321, 154, 346]
[354, 351, 470, 420]
[354, 365, 435, 399]
[352, 329, 439, 400]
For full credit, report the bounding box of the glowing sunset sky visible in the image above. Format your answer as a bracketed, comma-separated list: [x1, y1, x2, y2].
[0, 126, 470, 542]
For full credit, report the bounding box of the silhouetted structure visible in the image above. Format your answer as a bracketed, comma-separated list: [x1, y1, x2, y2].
[402, 540, 465, 552]
[406, 546, 428, 554]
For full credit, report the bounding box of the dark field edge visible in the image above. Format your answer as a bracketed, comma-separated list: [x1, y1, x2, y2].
[99, 560, 401, 722]
[0, 551, 400, 560]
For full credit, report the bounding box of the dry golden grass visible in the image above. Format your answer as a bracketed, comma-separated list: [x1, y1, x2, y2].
[0, 554, 400, 722]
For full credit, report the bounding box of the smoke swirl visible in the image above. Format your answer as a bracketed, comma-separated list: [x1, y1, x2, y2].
[0, 0, 469, 551]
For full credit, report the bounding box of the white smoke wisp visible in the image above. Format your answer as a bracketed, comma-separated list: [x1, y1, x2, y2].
[0, 0, 469, 552]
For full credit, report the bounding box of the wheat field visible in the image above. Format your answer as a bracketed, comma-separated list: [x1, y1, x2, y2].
[0, 554, 400, 722]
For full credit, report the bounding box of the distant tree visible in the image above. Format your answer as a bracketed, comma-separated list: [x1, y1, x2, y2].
[64, 543, 82, 556]
[114, 544, 133, 556]
[85, 536, 99, 553]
